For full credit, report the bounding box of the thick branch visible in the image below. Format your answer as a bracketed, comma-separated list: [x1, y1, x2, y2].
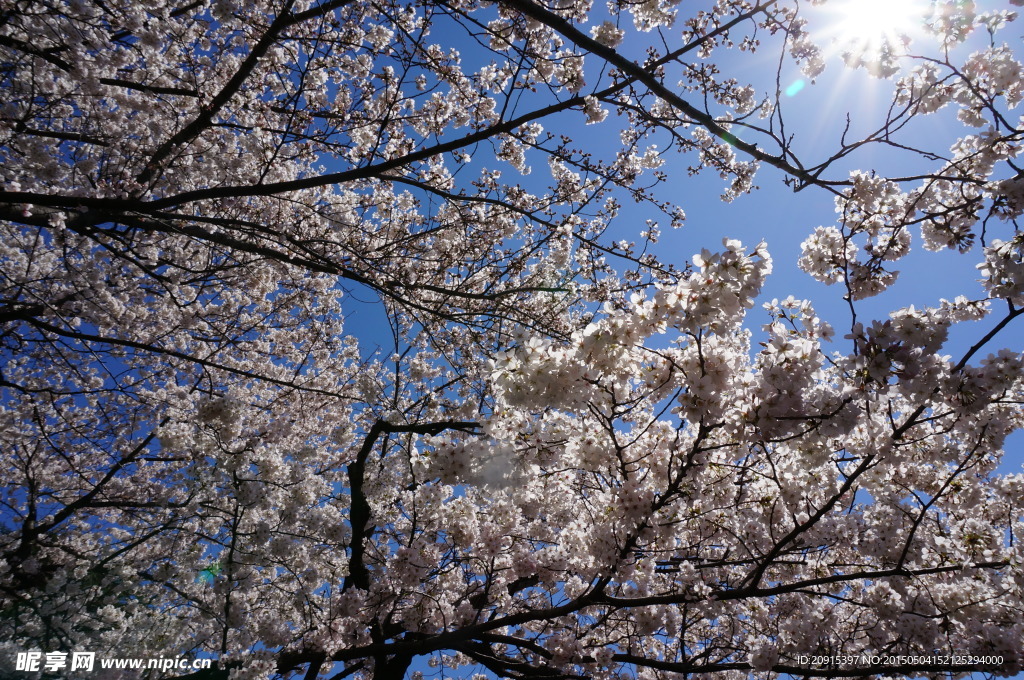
[343, 419, 480, 592]
[496, 0, 839, 191]
[136, 0, 297, 185]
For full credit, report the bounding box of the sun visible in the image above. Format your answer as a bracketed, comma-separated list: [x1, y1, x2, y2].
[816, 0, 932, 52]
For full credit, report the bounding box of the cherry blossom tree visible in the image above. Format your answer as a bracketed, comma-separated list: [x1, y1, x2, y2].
[1, 0, 1023, 679]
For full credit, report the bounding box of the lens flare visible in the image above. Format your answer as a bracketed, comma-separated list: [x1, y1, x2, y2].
[197, 562, 221, 585]
[785, 79, 807, 97]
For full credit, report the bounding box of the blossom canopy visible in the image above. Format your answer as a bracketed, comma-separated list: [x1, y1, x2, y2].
[1, 0, 1023, 679]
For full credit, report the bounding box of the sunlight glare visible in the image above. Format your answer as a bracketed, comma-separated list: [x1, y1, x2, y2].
[825, 0, 931, 50]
